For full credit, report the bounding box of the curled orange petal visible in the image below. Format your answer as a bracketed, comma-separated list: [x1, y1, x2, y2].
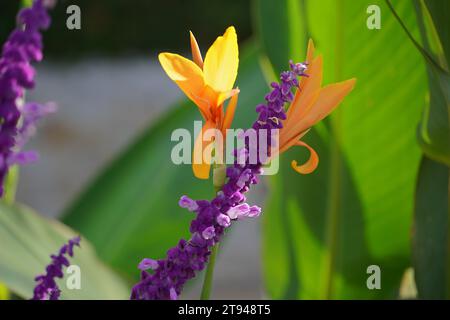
[290, 140, 319, 174]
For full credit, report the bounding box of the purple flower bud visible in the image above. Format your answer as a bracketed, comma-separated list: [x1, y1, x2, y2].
[236, 169, 252, 188]
[201, 226, 215, 240]
[179, 195, 198, 212]
[169, 288, 178, 300]
[248, 205, 262, 218]
[7, 150, 39, 166]
[216, 214, 231, 227]
[138, 258, 159, 271]
[32, 236, 80, 300]
[289, 60, 308, 76]
[227, 203, 250, 219]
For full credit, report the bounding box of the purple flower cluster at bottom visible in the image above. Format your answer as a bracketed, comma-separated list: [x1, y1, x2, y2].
[130, 61, 307, 300]
[32, 237, 80, 300]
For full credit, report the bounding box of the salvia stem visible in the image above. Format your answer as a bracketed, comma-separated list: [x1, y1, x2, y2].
[200, 243, 219, 300]
[200, 163, 228, 299]
[3, 165, 19, 205]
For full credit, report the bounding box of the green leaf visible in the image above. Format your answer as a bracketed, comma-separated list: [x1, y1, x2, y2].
[259, 0, 427, 298]
[0, 283, 9, 300]
[0, 203, 129, 299]
[414, 0, 450, 166]
[254, 0, 305, 73]
[412, 156, 449, 299]
[62, 44, 268, 280]
[387, 0, 450, 299]
[387, 0, 450, 165]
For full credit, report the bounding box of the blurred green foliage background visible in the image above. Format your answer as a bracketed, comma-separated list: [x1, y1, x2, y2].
[0, 0, 448, 300]
[0, 0, 252, 58]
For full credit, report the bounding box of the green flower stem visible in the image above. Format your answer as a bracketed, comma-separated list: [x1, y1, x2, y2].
[200, 242, 220, 300]
[3, 166, 19, 205]
[200, 163, 227, 300]
[21, 0, 33, 7]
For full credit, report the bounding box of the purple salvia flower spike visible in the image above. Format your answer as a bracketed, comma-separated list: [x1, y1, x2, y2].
[32, 236, 80, 300]
[0, 0, 55, 196]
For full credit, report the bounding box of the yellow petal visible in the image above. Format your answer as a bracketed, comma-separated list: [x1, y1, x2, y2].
[217, 88, 239, 110]
[221, 91, 239, 134]
[203, 26, 239, 92]
[192, 120, 216, 179]
[291, 140, 319, 174]
[158, 52, 210, 118]
[190, 31, 204, 68]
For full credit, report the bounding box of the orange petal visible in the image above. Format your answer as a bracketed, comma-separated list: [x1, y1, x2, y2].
[158, 52, 210, 118]
[291, 140, 319, 174]
[195, 85, 238, 117]
[282, 78, 356, 146]
[217, 88, 239, 113]
[279, 129, 309, 155]
[190, 31, 204, 69]
[299, 39, 315, 91]
[286, 55, 323, 124]
[304, 78, 356, 125]
[287, 39, 317, 118]
[280, 88, 320, 148]
[192, 120, 216, 179]
[221, 91, 239, 134]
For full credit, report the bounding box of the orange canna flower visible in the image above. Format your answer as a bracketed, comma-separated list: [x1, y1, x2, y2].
[159, 26, 240, 179]
[278, 39, 356, 174]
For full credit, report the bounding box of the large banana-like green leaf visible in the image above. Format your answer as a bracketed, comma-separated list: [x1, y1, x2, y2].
[387, 0, 450, 299]
[387, 0, 450, 166]
[62, 45, 268, 280]
[258, 0, 427, 298]
[0, 203, 129, 299]
[254, 0, 305, 73]
[412, 157, 449, 299]
[414, 0, 449, 166]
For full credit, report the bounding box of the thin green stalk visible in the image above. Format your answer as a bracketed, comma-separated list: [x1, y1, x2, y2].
[200, 163, 227, 300]
[3, 166, 19, 205]
[200, 243, 220, 300]
[21, 0, 33, 7]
